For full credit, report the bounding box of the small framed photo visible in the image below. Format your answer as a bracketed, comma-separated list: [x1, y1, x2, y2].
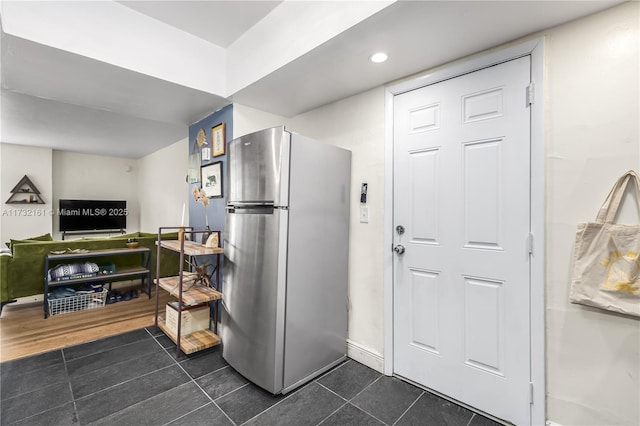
[201, 161, 223, 198]
[201, 147, 211, 161]
[212, 123, 226, 157]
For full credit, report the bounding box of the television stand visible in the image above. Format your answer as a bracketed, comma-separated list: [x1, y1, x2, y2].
[61, 229, 125, 240]
[43, 247, 151, 318]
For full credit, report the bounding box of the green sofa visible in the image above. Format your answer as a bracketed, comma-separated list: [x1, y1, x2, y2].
[0, 232, 181, 311]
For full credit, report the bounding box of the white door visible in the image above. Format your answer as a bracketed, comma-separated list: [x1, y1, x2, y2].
[393, 57, 532, 425]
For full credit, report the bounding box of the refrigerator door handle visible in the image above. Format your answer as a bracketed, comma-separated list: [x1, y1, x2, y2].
[226, 204, 275, 215]
[228, 201, 275, 207]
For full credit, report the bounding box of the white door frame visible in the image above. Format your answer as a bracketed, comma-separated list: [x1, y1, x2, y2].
[383, 38, 545, 425]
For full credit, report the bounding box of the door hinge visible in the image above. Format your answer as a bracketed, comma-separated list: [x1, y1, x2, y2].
[526, 83, 535, 106]
[529, 382, 534, 404]
[527, 233, 534, 256]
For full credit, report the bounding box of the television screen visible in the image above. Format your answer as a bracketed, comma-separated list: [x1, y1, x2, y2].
[59, 200, 127, 232]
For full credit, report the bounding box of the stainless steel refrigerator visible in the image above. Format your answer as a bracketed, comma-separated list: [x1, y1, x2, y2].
[221, 126, 351, 394]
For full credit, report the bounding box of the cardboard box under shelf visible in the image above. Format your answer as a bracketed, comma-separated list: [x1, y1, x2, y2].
[165, 301, 209, 336]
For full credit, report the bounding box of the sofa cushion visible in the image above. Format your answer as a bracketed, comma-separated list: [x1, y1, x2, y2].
[29, 232, 54, 241]
[6, 232, 53, 249]
[3, 231, 181, 302]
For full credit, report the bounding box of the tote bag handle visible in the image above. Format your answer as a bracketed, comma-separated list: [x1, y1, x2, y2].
[595, 170, 640, 224]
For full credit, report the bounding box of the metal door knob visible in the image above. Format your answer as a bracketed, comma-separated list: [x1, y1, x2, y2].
[394, 245, 405, 255]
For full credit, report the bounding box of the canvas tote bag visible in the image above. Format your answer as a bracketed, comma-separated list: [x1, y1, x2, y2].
[569, 170, 640, 317]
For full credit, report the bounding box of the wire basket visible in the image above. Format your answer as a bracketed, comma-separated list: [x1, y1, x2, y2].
[48, 288, 108, 316]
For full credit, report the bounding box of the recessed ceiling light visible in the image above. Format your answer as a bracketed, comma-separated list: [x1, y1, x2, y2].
[369, 52, 388, 63]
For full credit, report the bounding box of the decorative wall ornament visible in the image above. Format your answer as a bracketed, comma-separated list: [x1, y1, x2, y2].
[5, 175, 45, 204]
[196, 128, 207, 148]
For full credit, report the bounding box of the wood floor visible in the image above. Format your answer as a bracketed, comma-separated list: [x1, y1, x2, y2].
[0, 287, 171, 362]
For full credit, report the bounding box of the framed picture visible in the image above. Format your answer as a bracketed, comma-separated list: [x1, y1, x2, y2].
[201, 147, 211, 161]
[201, 161, 223, 198]
[212, 123, 226, 157]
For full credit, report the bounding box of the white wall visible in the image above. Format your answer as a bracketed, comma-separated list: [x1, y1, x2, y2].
[544, 3, 639, 425]
[2, 141, 186, 243]
[137, 138, 189, 233]
[234, 2, 639, 423]
[233, 105, 291, 141]
[234, 89, 387, 369]
[0, 143, 53, 243]
[52, 151, 138, 239]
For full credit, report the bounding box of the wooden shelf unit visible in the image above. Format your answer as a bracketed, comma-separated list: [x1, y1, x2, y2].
[156, 315, 221, 354]
[157, 273, 222, 305]
[158, 240, 223, 256]
[6, 175, 45, 204]
[154, 228, 223, 357]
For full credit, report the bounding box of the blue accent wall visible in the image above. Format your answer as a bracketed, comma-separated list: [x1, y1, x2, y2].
[187, 104, 233, 242]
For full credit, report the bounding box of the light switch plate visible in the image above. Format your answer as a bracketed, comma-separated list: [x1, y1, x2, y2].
[360, 206, 369, 223]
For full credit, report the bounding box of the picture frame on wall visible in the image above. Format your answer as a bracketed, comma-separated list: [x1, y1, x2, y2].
[212, 123, 225, 157]
[201, 161, 223, 198]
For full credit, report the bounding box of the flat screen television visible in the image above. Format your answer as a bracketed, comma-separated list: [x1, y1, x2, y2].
[59, 199, 127, 232]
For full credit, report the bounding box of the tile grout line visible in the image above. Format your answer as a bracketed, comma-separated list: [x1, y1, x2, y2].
[66, 345, 170, 387]
[343, 375, 394, 426]
[83, 380, 200, 426]
[348, 374, 384, 402]
[63, 332, 156, 364]
[467, 413, 477, 426]
[73, 363, 178, 403]
[187, 363, 232, 385]
[1, 349, 78, 425]
[239, 369, 374, 426]
[315, 378, 391, 426]
[348, 401, 393, 426]
[161, 401, 216, 426]
[314, 401, 349, 426]
[312, 382, 355, 426]
[60, 348, 81, 425]
[237, 358, 354, 425]
[87, 327, 203, 420]
[237, 383, 313, 425]
[391, 390, 424, 426]
[153, 332, 238, 426]
[213, 381, 250, 402]
[315, 381, 350, 403]
[237, 394, 284, 425]
[0, 365, 68, 402]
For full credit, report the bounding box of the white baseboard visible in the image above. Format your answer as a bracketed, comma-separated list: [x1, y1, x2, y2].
[546, 421, 563, 426]
[347, 339, 384, 373]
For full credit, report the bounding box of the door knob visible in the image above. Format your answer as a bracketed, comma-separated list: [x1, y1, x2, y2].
[394, 245, 405, 255]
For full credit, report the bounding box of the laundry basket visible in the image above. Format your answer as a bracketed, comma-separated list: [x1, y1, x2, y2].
[47, 288, 108, 316]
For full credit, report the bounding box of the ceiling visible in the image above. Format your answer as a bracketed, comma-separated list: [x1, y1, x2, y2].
[0, 0, 625, 159]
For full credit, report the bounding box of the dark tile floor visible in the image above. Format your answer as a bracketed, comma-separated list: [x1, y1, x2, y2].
[0, 328, 502, 426]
